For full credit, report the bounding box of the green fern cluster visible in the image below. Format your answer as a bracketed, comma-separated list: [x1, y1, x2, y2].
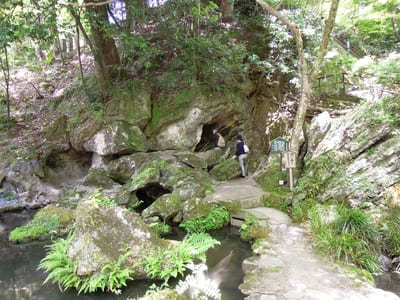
[39, 237, 134, 294]
[149, 222, 171, 237]
[180, 206, 230, 233]
[142, 233, 219, 283]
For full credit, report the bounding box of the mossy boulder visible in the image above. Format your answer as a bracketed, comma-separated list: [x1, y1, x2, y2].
[196, 148, 224, 168]
[9, 205, 74, 243]
[210, 159, 241, 181]
[83, 121, 148, 155]
[174, 151, 207, 169]
[107, 156, 136, 183]
[104, 81, 152, 129]
[69, 115, 102, 152]
[67, 197, 168, 278]
[83, 168, 115, 188]
[139, 289, 187, 300]
[121, 161, 212, 220]
[142, 193, 184, 222]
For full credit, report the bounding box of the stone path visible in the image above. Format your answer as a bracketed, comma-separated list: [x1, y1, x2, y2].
[211, 177, 400, 300]
[204, 178, 267, 209]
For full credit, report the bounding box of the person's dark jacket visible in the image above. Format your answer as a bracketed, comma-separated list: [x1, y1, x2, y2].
[236, 141, 246, 156]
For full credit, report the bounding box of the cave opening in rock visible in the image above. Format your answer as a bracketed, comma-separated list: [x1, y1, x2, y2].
[195, 123, 219, 152]
[135, 183, 171, 212]
[44, 150, 92, 187]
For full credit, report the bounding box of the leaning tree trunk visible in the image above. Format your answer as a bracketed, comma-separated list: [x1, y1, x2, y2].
[255, 0, 340, 157]
[83, 0, 121, 95]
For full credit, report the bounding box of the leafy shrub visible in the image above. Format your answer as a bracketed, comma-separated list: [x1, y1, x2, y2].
[39, 237, 134, 294]
[142, 233, 219, 284]
[9, 205, 74, 243]
[179, 206, 230, 233]
[239, 214, 269, 242]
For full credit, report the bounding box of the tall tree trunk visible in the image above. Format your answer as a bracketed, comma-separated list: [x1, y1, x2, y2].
[0, 46, 11, 119]
[255, 0, 340, 158]
[83, 0, 121, 95]
[221, 0, 234, 22]
[76, 23, 86, 88]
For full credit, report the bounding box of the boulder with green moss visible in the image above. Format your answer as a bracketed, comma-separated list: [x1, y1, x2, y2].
[139, 289, 187, 300]
[66, 196, 169, 278]
[104, 81, 151, 129]
[83, 121, 148, 155]
[9, 205, 74, 243]
[69, 115, 102, 152]
[121, 161, 212, 220]
[210, 159, 241, 181]
[142, 193, 184, 222]
[83, 168, 115, 188]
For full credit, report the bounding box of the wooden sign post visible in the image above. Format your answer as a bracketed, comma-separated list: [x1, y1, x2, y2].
[282, 150, 296, 191]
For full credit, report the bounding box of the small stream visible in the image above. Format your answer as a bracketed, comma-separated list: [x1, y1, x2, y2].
[0, 210, 251, 300]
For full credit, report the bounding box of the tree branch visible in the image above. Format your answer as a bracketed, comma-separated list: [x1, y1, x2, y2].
[60, 0, 114, 7]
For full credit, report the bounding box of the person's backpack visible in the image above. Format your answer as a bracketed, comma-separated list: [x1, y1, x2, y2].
[244, 143, 250, 153]
[217, 133, 226, 148]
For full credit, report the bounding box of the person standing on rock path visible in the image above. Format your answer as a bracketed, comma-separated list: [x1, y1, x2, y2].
[234, 135, 249, 178]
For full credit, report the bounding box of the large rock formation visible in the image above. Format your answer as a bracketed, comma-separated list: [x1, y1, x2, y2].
[302, 97, 400, 208]
[67, 196, 168, 278]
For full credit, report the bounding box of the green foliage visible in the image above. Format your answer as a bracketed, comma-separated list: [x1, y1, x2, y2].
[91, 189, 117, 207]
[149, 222, 171, 237]
[291, 199, 318, 223]
[239, 214, 269, 242]
[309, 205, 380, 273]
[255, 157, 291, 213]
[294, 152, 344, 201]
[39, 237, 134, 294]
[365, 96, 400, 127]
[382, 207, 400, 257]
[141, 233, 219, 284]
[179, 206, 230, 234]
[9, 205, 74, 243]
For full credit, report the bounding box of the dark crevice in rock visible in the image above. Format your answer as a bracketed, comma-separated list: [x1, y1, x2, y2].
[353, 133, 392, 159]
[136, 183, 171, 212]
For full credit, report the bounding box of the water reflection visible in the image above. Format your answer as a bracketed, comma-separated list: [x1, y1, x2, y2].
[0, 213, 251, 300]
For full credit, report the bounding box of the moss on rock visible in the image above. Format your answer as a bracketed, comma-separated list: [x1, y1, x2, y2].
[9, 205, 74, 243]
[210, 159, 241, 181]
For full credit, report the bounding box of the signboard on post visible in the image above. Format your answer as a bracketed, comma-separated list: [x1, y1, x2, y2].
[270, 138, 289, 154]
[282, 151, 296, 169]
[283, 150, 296, 191]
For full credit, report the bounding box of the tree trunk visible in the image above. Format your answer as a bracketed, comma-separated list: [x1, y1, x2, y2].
[0, 46, 11, 119]
[76, 23, 86, 88]
[255, 0, 340, 157]
[83, 0, 121, 95]
[221, 0, 234, 22]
